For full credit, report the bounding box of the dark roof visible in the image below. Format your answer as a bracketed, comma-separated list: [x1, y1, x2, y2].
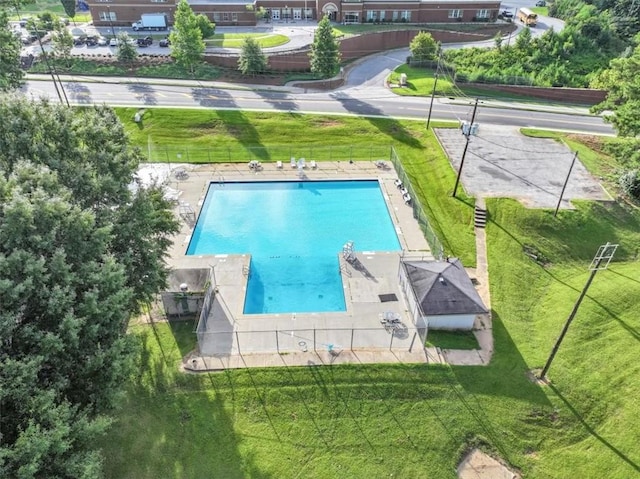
[165, 268, 209, 293]
[404, 258, 488, 316]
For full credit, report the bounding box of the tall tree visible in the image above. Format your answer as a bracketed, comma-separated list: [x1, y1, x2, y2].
[309, 15, 340, 78]
[591, 43, 640, 136]
[238, 37, 267, 76]
[52, 25, 74, 66]
[0, 96, 179, 477]
[116, 32, 137, 65]
[195, 13, 215, 38]
[410, 31, 438, 62]
[0, 11, 24, 91]
[169, 0, 205, 74]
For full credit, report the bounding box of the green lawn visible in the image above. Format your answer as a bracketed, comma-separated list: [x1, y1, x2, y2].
[11, 0, 92, 23]
[101, 111, 640, 478]
[204, 33, 289, 48]
[426, 330, 480, 349]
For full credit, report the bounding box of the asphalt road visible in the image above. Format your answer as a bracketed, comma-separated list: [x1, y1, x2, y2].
[21, 78, 613, 135]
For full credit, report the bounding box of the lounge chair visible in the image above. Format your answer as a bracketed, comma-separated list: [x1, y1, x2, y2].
[310, 160, 317, 169]
[374, 160, 386, 169]
[290, 157, 297, 168]
[403, 193, 412, 204]
[276, 160, 283, 169]
[394, 179, 403, 189]
[298, 158, 306, 169]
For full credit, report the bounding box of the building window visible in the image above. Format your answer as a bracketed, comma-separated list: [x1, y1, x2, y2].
[379, 10, 385, 21]
[232, 12, 237, 21]
[402, 10, 411, 21]
[449, 9, 463, 18]
[344, 12, 359, 23]
[366, 10, 376, 21]
[392, 10, 398, 21]
[99, 10, 117, 21]
[213, 12, 220, 22]
[476, 9, 489, 18]
[150, 0, 167, 3]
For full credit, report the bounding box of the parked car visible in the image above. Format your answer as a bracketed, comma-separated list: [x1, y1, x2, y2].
[85, 35, 99, 46]
[109, 37, 118, 47]
[97, 36, 108, 46]
[73, 35, 86, 46]
[136, 36, 153, 47]
[501, 10, 514, 18]
[535, 0, 546, 5]
[159, 37, 170, 47]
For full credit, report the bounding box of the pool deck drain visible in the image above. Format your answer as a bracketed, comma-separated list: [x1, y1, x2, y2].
[159, 160, 440, 368]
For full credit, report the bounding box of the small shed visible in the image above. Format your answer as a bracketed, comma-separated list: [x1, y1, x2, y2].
[161, 268, 209, 319]
[400, 258, 488, 330]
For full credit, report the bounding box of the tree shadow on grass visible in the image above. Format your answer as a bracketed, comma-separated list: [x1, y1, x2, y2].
[549, 383, 640, 474]
[452, 311, 551, 406]
[103, 323, 270, 479]
[330, 92, 424, 149]
[216, 109, 269, 161]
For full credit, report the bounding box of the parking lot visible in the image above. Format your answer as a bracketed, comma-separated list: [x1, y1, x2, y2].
[435, 125, 612, 208]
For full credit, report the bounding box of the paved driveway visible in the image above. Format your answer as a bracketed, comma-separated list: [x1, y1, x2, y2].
[435, 125, 611, 208]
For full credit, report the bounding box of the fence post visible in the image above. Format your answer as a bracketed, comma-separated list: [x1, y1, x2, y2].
[329, 145, 332, 161]
[313, 328, 316, 352]
[350, 145, 353, 162]
[235, 331, 241, 356]
[208, 149, 211, 162]
[350, 329, 354, 351]
[276, 329, 279, 354]
[165, 147, 169, 163]
[228, 147, 231, 162]
[186, 148, 190, 162]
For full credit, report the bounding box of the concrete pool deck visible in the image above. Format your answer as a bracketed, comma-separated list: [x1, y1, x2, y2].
[158, 160, 447, 369]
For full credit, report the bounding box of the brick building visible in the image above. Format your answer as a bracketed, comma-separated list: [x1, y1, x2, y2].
[87, 0, 500, 27]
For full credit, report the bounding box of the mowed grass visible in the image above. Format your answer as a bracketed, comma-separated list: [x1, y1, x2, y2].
[103, 110, 640, 478]
[204, 33, 289, 48]
[116, 108, 476, 263]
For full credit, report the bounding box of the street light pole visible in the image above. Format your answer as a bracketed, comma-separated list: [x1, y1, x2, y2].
[538, 242, 618, 380]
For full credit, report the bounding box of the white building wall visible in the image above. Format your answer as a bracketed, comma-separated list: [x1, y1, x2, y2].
[425, 313, 475, 330]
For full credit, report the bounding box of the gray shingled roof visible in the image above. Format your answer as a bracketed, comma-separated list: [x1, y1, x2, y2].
[404, 258, 488, 316]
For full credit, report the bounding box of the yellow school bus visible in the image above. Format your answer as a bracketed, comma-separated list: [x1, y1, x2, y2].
[518, 7, 538, 26]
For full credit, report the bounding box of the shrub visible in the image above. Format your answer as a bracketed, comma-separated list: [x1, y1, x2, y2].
[619, 169, 640, 199]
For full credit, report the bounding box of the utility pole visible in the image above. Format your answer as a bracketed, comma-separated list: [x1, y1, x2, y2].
[452, 98, 479, 197]
[538, 242, 618, 380]
[15, 4, 69, 107]
[426, 50, 442, 130]
[554, 151, 578, 217]
[426, 72, 439, 130]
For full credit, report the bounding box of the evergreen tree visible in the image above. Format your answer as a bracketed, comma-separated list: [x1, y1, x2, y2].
[238, 37, 267, 76]
[0, 96, 179, 476]
[170, 0, 205, 74]
[52, 25, 74, 66]
[60, 0, 76, 20]
[116, 32, 137, 65]
[309, 15, 340, 78]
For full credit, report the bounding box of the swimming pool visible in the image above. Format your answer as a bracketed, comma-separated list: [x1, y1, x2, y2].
[187, 180, 401, 314]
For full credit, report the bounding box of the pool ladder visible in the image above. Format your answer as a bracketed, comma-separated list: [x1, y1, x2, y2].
[242, 265, 250, 277]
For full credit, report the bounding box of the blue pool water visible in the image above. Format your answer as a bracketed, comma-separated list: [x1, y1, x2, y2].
[187, 180, 401, 314]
